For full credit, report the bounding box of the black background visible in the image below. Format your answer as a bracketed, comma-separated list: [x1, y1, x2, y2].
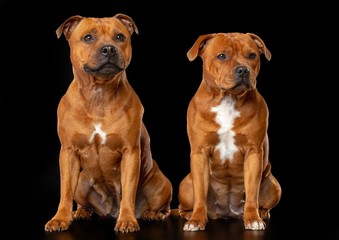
[1, 1, 337, 239]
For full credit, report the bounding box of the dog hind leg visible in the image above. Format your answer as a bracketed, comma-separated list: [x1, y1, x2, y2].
[259, 174, 282, 220]
[140, 161, 173, 221]
[178, 174, 194, 220]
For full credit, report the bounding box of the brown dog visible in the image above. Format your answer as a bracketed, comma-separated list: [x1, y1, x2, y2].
[44, 14, 172, 233]
[178, 32, 282, 231]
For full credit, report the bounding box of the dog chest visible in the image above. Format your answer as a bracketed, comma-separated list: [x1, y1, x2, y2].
[70, 123, 124, 171]
[211, 96, 240, 162]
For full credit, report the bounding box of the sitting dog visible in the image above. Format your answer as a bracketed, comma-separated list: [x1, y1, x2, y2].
[178, 32, 282, 231]
[44, 13, 172, 233]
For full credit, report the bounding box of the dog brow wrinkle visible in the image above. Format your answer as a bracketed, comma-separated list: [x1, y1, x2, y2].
[211, 96, 240, 162]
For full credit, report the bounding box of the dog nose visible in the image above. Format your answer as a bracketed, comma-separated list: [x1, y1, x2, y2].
[101, 45, 116, 57]
[235, 66, 249, 78]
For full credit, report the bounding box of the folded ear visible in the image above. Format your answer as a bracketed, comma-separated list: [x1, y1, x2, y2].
[187, 34, 215, 61]
[246, 33, 271, 61]
[56, 15, 83, 40]
[114, 13, 139, 35]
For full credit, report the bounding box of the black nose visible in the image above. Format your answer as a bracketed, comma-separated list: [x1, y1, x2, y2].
[101, 45, 116, 57]
[235, 66, 249, 78]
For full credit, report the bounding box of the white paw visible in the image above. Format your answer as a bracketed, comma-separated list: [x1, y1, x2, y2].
[183, 223, 200, 231]
[245, 220, 266, 230]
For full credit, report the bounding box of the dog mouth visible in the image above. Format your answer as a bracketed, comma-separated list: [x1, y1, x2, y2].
[84, 62, 123, 76]
[232, 82, 252, 91]
[221, 82, 253, 94]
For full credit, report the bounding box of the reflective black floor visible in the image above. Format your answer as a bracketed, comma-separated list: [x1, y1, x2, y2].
[41, 214, 282, 240]
[3, 199, 337, 240]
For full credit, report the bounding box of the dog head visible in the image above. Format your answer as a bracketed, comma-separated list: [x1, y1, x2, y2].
[56, 13, 139, 84]
[187, 32, 271, 95]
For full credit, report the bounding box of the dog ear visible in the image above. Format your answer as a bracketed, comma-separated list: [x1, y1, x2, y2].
[187, 34, 215, 61]
[246, 33, 272, 61]
[114, 13, 139, 35]
[56, 15, 83, 40]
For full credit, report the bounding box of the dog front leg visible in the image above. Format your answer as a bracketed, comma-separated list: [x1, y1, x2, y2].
[243, 151, 266, 230]
[183, 151, 209, 231]
[114, 147, 141, 233]
[45, 147, 81, 231]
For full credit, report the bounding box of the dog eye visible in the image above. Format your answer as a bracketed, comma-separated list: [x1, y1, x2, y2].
[249, 53, 257, 59]
[83, 34, 94, 42]
[217, 54, 227, 60]
[115, 34, 125, 42]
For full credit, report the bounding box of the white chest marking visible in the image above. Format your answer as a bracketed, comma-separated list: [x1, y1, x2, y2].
[93, 87, 103, 96]
[89, 123, 107, 144]
[211, 96, 240, 162]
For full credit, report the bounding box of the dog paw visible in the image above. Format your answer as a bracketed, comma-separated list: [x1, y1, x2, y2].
[259, 209, 270, 220]
[183, 219, 206, 231]
[178, 208, 192, 220]
[44, 218, 72, 232]
[114, 220, 140, 233]
[72, 208, 92, 220]
[244, 219, 266, 230]
[142, 207, 171, 221]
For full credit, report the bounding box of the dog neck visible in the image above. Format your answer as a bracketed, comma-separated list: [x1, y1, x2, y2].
[199, 78, 254, 105]
[71, 71, 130, 110]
